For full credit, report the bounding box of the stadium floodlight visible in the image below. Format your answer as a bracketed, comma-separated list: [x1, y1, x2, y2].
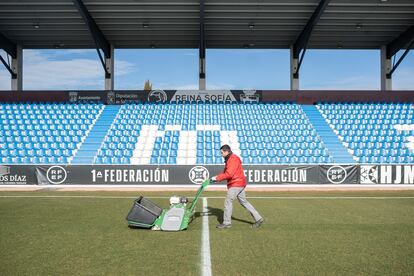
[243, 43, 255, 48]
[53, 43, 65, 49]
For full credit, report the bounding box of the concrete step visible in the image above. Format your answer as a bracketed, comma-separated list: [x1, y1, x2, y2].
[72, 105, 120, 164]
[302, 105, 355, 163]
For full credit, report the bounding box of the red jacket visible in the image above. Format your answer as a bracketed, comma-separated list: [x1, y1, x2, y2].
[216, 153, 246, 188]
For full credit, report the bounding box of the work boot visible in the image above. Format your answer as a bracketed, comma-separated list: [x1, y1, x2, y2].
[252, 218, 264, 228]
[216, 223, 231, 229]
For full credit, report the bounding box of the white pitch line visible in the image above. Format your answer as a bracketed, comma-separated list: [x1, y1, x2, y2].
[4, 184, 414, 189]
[0, 196, 168, 199]
[202, 197, 212, 276]
[0, 196, 414, 200]
[205, 196, 414, 199]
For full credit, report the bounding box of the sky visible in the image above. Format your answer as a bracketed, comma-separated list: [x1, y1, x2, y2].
[0, 48, 413, 91]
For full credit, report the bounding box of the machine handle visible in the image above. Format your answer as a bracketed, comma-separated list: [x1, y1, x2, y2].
[188, 179, 209, 214]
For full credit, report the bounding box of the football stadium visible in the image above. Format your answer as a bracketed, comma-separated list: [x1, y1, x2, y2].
[1, 0, 414, 275]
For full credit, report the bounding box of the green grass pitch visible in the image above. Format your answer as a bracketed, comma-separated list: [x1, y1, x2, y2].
[1, 190, 414, 275]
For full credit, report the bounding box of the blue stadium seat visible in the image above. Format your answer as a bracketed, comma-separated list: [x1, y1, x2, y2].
[2, 102, 411, 165]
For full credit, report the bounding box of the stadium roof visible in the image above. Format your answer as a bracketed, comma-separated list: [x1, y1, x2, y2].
[0, 0, 413, 51]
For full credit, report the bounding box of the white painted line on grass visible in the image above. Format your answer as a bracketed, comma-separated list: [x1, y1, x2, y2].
[1, 196, 414, 200]
[2, 184, 414, 189]
[202, 197, 212, 276]
[205, 197, 414, 199]
[0, 195, 167, 199]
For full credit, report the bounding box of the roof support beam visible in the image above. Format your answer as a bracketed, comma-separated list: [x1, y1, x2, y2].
[0, 54, 17, 79]
[0, 32, 21, 88]
[290, 46, 299, 90]
[387, 40, 414, 79]
[72, 0, 112, 79]
[386, 24, 414, 59]
[381, 46, 392, 90]
[0, 32, 17, 59]
[11, 45, 23, 90]
[292, 0, 331, 79]
[105, 45, 114, 90]
[72, 0, 110, 58]
[199, 0, 206, 90]
[0, 33, 17, 58]
[385, 24, 414, 79]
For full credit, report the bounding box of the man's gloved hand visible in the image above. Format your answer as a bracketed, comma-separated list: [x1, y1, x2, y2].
[210, 176, 217, 183]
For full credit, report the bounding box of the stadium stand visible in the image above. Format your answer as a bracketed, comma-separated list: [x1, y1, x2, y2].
[317, 103, 414, 164]
[1, 102, 413, 165]
[0, 103, 103, 164]
[96, 102, 333, 165]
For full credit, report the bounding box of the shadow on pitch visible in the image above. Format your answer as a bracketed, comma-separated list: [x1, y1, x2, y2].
[194, 206, 253, 225]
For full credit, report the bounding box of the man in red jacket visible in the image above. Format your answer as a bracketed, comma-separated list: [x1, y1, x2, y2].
[211, 145, 263, 229]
